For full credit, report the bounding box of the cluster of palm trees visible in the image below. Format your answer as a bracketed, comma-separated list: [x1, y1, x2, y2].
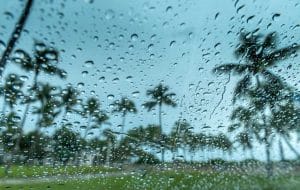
[214, 30, 300, 177]
[0, 41, 232, 167]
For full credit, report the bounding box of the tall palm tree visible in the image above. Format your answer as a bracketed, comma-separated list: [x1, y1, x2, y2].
[213, 31, 300, 177]
[12, 42, 66, 133]
[0, 0, 34, 75]
[0, 74, 25, 161]
[143, 83, 177, 162]
[112, 97, 137, 137]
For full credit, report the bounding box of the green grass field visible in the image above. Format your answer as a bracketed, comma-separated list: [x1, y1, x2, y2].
[0, 165, 118, 178]
[1, 169, 300, 190]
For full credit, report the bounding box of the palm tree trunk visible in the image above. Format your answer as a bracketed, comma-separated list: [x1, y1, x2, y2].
[1, 99, 6, 114]
[159, 103, 162, 131]
[14, 103, 30, 153]
[183, 146, 187, 162]
[257, 75, 273, 177]
[279, 138, 285, 161]
[191, 152, 194, 162]
[282, 135, 300, 158]
[0, 0, 34, 76]
[61, 111, 68, 127]
[250, 148, 255, 159]
[172, 148, 176, 161]
[264, 127, 273, 178]
[33, 70, 39, 89]
[84, 115, 91, 139]
[105, 139, 111, 167]
[158, 103, 164, 162]
[121, 111, 126, 140]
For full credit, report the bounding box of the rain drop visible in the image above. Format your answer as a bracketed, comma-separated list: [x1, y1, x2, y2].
[131, 34, 138, 41]
[105, 9, 115, 20]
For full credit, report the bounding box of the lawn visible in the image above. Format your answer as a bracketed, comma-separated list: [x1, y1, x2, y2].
[1, 170, 300, 190]
[0, 165, 119, 178]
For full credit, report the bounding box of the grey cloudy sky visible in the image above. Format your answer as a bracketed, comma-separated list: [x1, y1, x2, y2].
[1, 0, 300, 161]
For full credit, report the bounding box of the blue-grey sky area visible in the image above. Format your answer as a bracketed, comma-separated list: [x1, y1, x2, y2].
[0, 0, 300, 161]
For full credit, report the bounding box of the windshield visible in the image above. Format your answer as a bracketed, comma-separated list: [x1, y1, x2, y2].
[0, 0, 300, 189]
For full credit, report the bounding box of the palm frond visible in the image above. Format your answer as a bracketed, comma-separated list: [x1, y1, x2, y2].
[264, 44, 300, 67]
[213, 64, 250, 75]
[233, 74, 251, 102]
[262, 32, 277, 49]
[143, 101, 157, 111]
[230, 106, 254, 121]
[12, 49, 34, 71]
[163, 96, 177, 107]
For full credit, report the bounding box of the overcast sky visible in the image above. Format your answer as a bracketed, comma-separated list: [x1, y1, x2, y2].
[1, 0, 300, 161]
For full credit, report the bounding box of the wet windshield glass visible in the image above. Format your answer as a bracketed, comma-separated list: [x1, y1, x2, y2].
[0, 0, 300, 189]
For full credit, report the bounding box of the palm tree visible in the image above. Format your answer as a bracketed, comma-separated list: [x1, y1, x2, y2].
[270, 100, 300, 159]
[168, 130, 181, 161]
[0, 0, 34, 75]
[53, 126, 81, 165]
[12, 41, 66, 135]
[211, 134, 232, 153]
[0, 111, 21, 175]
[213, 31, 300, 177]
[228, 106, 259, 159]
[235, 132, 254, 159]
[0, 74, 24, 113]
[60, 86, 80, 125]
[112, 97, 137, 138]
[81, 97, 109, 138]
[0, 74, 27, 157]
[142, 124, 166, 160]
[33, 83, 61, 131]
[12, 41, 66, 88]
[143, 83, 177, 162]
[171, 120, 193, 162]
[189, 133, 207, 162]
[214, 31, 299, 103]
[102, 128, 116, 167]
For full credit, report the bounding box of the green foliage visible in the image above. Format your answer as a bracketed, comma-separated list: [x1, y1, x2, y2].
[19, 131, 48, 162]
[52, 126, 81, 165]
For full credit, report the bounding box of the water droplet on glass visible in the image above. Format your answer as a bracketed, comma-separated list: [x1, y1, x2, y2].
[132, 91, 140, 97]
[82, 71, 88, 77]
[77, 82, 84, 88]
[84, 60, 94, 68]
[166, 6, 172, 13]
[272, 13, 281, 21]
[131, 34, 138, 41]
[105, 9, 115, 20]
[170, 41, 176, 47]
[107, 94, 115, 100]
